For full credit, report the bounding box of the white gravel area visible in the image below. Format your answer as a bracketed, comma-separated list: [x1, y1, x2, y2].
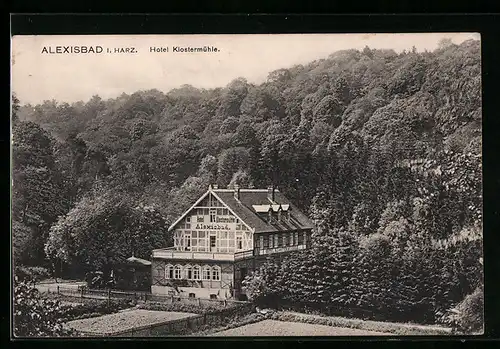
[210, 319, 392, 336]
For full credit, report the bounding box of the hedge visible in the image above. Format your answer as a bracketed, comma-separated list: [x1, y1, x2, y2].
[270, 311, 452, 336]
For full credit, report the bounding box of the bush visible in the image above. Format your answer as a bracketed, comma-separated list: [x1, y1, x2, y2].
[58, 298, 132, 322]
[13, 279, 76, 337]
[15, 266, 51, 283]
[190, 312, 267, 336]
[270, 311, 451, 336]
[138, 301, 242, 315]
[437, 286, 484, 334]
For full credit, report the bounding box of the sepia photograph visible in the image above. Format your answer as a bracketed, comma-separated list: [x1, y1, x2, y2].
[11, 33, 483, 337]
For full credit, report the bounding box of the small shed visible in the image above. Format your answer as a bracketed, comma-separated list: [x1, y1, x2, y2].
[113, 256, 152, 291]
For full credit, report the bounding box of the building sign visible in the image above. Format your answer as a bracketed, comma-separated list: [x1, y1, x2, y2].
[259, 244, 306, 255]
[216, 216, 235, 223]
[195, 223, 231, 230]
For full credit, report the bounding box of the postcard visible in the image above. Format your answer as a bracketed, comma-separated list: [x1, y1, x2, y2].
[11, 33, 483, 338]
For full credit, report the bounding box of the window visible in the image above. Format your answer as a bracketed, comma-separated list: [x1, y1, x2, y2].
[289, 232, 293, 246]
[185, 232, 191, 251]
[186, 216, 191, 223]
[197, 216, 204, 223]
[189, 293, 196, 298]
[174, 265, 182, 279]
[210, 209, 216, 223]
[193, 265, 201, 280]
[259, 235, 264, 249]
[212, 266, 221, 281]
[184, 265, 192, 279]
[236, 236, 243, 250]
[269, 234, 274, 248]
[210, 235, 217, 250]
[283, 233, 287, 246]
[217, 208, 223, 216]
[222, 208, 228, 215]
[202, 266, 211, 280]
[185, 223, 191, 229]
[203, 208, 209, 215]
[294, 232, 298, 245]
[165, 264, 174, 279]
[274, 234, 279, 248]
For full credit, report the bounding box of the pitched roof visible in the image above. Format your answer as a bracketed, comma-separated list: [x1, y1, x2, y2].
[126, 256, 152, 266]
[212, 189, 314, 233]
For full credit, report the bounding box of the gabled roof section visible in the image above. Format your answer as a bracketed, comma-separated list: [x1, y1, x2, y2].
[168, 188, 254, 232]
[213, 189, 314, 233]
[168, 186, 315, 234]
[168, 190, 210, 231]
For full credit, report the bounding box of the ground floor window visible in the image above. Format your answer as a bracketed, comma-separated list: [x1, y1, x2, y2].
[165, 263, 222, 281]
[165, 264, 174, 279]
[189, 293, 196, 298]
[212, 266, 221, 281]
[202, 265, 211, 280]
[193, 265, 201, 280]
[174, 265, 182, 279]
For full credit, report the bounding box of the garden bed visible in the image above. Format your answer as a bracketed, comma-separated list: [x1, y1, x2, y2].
[65, 309, 198, 336]
[269, 311, 452, 336]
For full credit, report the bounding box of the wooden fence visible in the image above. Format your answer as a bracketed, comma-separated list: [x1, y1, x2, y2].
[45, 285, 249, 307]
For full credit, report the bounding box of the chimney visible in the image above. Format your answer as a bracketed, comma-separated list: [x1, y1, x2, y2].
[267, 185, 275, 203]
[233, 184, 240, 200]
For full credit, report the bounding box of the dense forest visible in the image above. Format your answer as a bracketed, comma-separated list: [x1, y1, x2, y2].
[12, 38, 482, 327]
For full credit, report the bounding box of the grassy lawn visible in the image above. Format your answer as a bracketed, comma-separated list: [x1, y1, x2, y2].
[66, 309, 197, 335]
[210, 319, 391, 336]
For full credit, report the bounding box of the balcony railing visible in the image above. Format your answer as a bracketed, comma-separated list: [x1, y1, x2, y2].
[152, 248, 254, 261]
[234, 249, 254, 260]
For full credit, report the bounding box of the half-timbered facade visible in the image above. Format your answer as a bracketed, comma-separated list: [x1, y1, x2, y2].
[151, 185, 314, 300]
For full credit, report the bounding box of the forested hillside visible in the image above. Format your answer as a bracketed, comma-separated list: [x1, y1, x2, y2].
[12, 39, 482, 327]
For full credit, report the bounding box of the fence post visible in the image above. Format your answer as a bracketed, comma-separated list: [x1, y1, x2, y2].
[224, 300, 227, 308]
[108, 289, 111, 307]
[198, 298, 201, 306]
[81, 287, 84, 299]
[57, 285, 60, 295]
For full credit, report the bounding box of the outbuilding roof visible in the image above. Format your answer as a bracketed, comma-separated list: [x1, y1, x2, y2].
[125, 256, 152, 266]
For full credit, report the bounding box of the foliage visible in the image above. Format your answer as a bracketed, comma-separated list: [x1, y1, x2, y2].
[13, 279, 76, 337]
[270, 311, 451, 336]
[437, 286, 484, 334]
[58, 298, 132, 322]
[44, 190, 169, 279]
[138, 300, 239, 314]
[15, 266, 51, 283]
